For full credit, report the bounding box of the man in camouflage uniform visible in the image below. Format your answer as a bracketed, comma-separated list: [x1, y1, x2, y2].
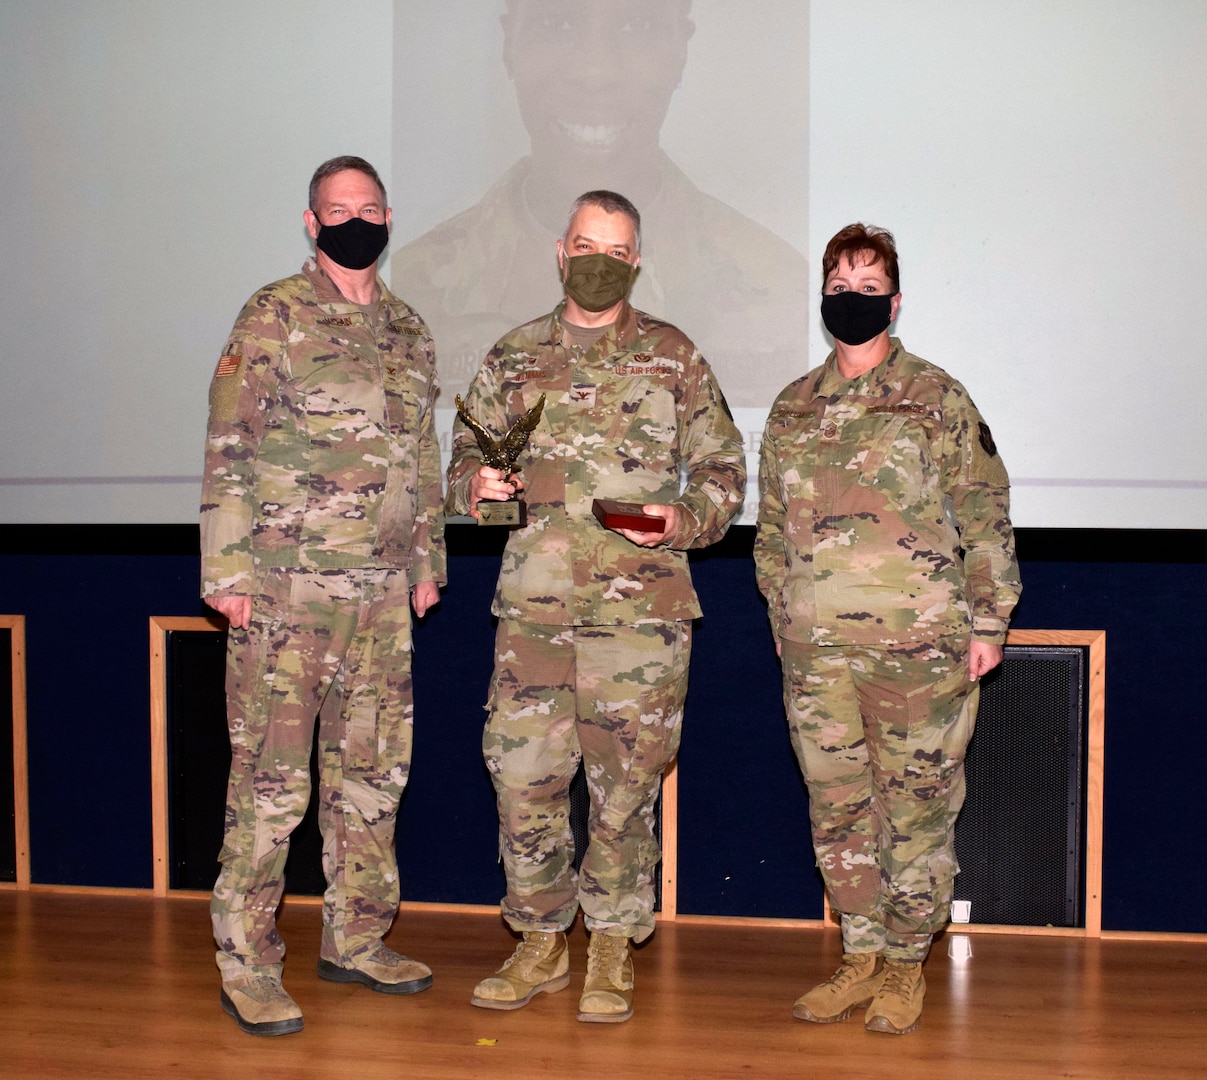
[447, 190, 744, 1023]
[755, 224, 1020, 1035]
[200, 156, 445, 1036]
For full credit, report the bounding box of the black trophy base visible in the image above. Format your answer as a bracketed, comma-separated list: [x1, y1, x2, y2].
[477, 499, 526, 527]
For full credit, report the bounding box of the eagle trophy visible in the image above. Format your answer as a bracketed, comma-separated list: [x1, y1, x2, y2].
[454, 393, 545, 473]
[454, 393, 546, 526]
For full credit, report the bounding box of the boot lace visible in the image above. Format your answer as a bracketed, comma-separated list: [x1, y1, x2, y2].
[504, 932, 555, 975]
[359, 943, 415, 968]
[236, 976, 291, 1004]
[587, 935, 629, 979]
[827, 956, 876, 990]
[879, 963, 920, 1000]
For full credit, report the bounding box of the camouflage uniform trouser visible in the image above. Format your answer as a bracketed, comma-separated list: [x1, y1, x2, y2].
[485, 619, 691, 944]
[780, 639, 979, 963]
[211, 567, 415, 978]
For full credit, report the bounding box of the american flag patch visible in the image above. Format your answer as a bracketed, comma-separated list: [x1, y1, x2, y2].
[215, 354, 241, 377]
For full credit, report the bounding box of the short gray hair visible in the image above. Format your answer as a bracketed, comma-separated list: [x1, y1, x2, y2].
[563, 190, 642, 253]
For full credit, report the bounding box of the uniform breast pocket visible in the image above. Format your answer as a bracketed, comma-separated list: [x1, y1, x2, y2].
[614, 379, 675, 454]
[383, 367, 430, 435]
[768, 415, 823, 464]
[303, 379, 385, 454]
[856, 415, 935, 506]
[778, 466, 817, 545]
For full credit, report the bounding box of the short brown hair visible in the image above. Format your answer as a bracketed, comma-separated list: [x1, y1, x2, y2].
[308, 156, 387, 212]
[821, 223, 899, 294]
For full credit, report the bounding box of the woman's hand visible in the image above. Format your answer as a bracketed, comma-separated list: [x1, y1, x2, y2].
[968, 641, 1003, 681]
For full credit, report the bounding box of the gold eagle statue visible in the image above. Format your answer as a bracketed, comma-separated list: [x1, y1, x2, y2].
[454, 393, 546, 473]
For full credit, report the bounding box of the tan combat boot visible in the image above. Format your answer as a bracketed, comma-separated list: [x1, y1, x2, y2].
[792, 952, 885, 1023]
[577, 932, 634, 1023]
[865, 959, 926, 1034]
[470, 931, 570, 1010]
[317, 942, 433, 995]
[220, 973, 304, 1036]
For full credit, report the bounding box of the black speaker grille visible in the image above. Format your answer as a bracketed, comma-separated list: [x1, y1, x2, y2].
[953, 645, 1086, 927]
[166, 629, 325, 894]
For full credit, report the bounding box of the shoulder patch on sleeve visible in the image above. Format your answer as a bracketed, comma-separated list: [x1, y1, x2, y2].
[969, 419, 1009, 486]
[978, 420, 997, 457]
[718, 388, 734, 423]
[215, 351, 243, 376]
[209, 352, 247, 423]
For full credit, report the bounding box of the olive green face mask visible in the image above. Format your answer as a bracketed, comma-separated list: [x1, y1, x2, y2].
[561, 252, 637, 312]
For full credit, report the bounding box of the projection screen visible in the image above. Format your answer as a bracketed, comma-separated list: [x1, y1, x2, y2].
[1, 1, 1204, 529]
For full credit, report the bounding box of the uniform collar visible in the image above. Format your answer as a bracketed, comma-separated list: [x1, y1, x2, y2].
[551, 299, 640, 357]
[302, 257, 396, 310]
[815, 337, 904, 398]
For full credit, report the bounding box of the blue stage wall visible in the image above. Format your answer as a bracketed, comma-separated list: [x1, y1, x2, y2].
[1, 526, 1202, 933]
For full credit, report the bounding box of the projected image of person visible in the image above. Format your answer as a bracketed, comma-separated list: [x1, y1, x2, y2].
[754, 225, 1021, 1035]
[200, 157, 445, 1037]
[392, 0, 808, 407]
[447, 190, 745, 1023]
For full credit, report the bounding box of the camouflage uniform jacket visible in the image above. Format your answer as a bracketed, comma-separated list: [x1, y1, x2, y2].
[446, 301, 746, 625]
[201, 259, 446, 597]
[755, 339, 1020, 647]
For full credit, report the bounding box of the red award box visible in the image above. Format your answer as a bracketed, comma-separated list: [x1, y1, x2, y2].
[591, 499, 666, 534]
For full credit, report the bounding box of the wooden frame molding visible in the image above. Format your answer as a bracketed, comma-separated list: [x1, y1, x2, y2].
[821, 629, 1107, 938]
[1, 615, 29, 889]
[149, 614, 226, 896]
[1009, 629, 1107, 937]
[659, 761, 679, 918]
[148, 614, 683, 910]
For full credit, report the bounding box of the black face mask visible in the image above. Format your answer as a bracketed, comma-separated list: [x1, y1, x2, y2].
[314, 216, 389, 270]
[821, 291, 896, 346]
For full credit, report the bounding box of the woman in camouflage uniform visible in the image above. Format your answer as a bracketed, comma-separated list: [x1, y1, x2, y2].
[755, 224, 1021, 1035]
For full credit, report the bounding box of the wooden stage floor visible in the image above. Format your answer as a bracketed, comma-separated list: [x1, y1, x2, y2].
[2, 890, 1203, 1079]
